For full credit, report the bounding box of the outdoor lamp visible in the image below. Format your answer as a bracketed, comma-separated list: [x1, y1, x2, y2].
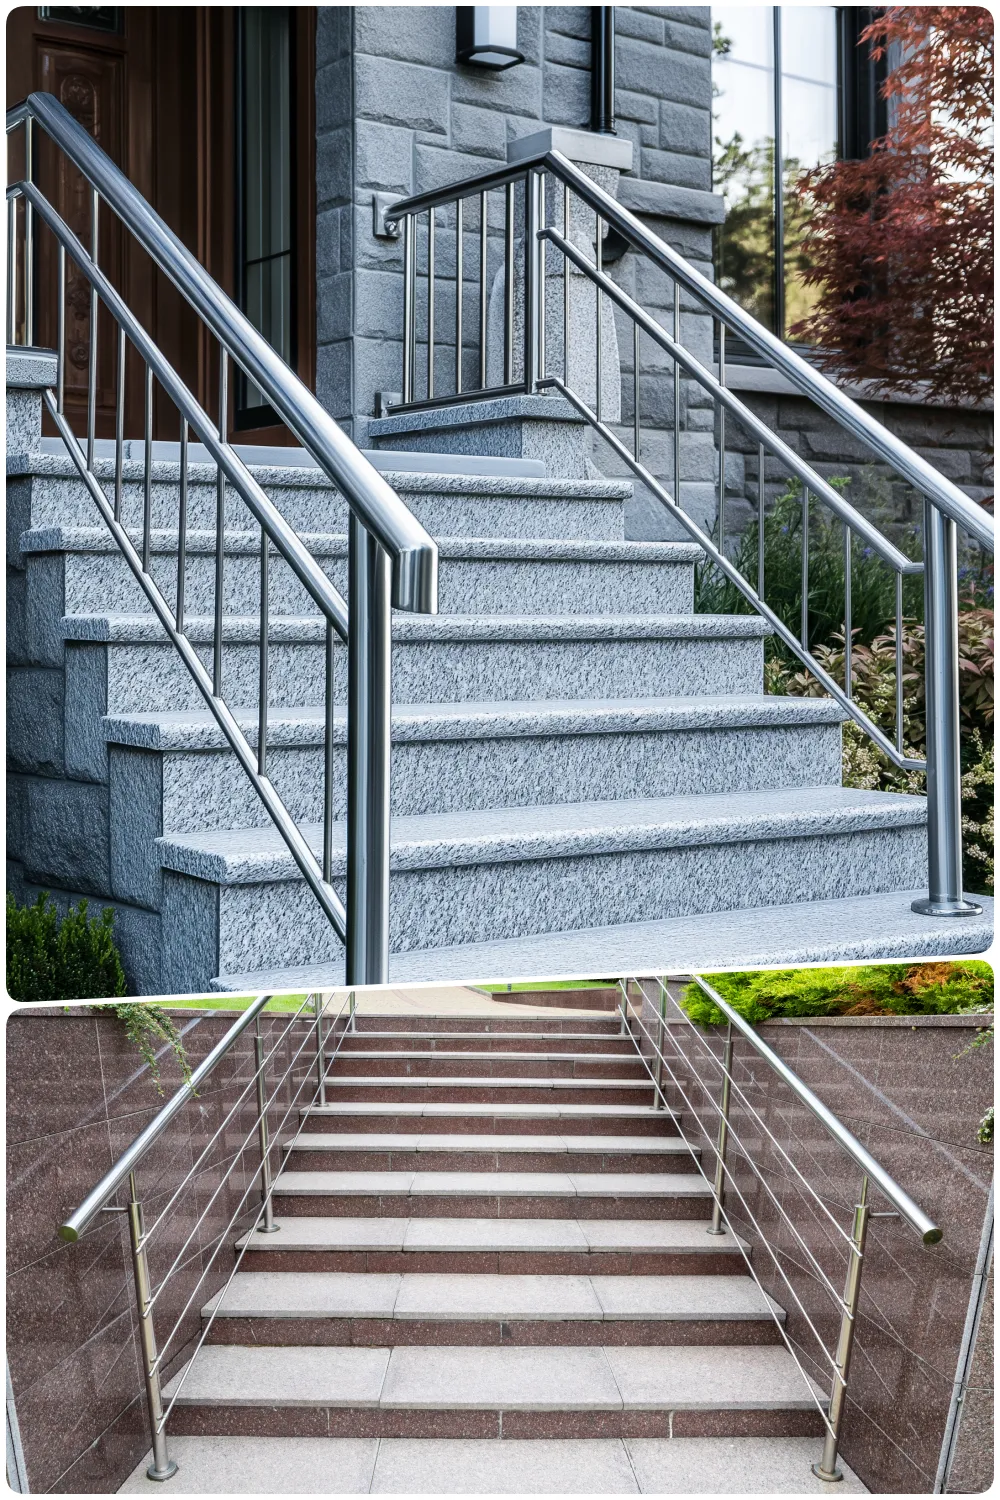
[456, 7, 524, 70]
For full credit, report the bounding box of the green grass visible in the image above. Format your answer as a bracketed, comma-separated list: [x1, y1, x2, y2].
[158, 994, 309, 1013]
[479, 979, 617, 993]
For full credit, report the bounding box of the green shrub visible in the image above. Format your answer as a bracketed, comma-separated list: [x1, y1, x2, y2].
[6, 891, 127, 1001]
[681, 962, 994, 1027]
[111, 1004, 192, 1095]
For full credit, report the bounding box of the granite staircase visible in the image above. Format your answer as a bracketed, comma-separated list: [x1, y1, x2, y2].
[149, 1011, 865, 1492]
[9, 357, 988, 997]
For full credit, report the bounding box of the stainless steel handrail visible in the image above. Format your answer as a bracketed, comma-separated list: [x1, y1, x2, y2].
[59, 995, 274, 1243]
[685, 976, 940, 1244]
[11, 92, 437, 609]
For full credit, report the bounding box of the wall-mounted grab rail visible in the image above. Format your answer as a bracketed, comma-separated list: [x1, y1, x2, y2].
[7, 92, 440, 981]
[58, 990, 357, 1482]
[619, 975, 941, 1483]
[384, 148, 993, 918]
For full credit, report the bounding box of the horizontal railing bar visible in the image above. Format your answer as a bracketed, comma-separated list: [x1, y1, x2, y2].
[543, 375, 925, 772]
[7, 93, 438, 611]
[387, 161, 530, 219]
[687, 976, 941, 1244]
[13, 182, 349, 639]
[60, 997, 275, 1242]
[542, 226, 921, 577]
[388, 381, 526, 415]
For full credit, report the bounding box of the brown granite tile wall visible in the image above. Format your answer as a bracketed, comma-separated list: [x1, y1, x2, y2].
[639, 978, 994, 1495]
[6, 1000, 335, 1494]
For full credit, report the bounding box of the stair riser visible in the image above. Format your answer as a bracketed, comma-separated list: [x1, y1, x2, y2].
[324, 1059, 649, 1079]
[202, 1317, 781, 1348]
[270, 1194, 711, 1220]
[167, 826, 927, 981]
[302, 1086, 655, 1105]
[166, 1405, 825, 1440]
[66, 632, 766, 725]
[299, 1113, 679, 1136]
[43, 546, 695, 619]
[281, 1150, 699, 1172]
[12, 472, 626, 542]
[336, 1035, 637, 1053]
[237, 1250, 745, 1275]
[349, 1017, 624, 1035]
[109, 719, 844, 839]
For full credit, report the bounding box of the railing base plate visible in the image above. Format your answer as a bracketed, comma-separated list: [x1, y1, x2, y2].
[146, 1460, 179, 1483]
[910, 897, 984, 918]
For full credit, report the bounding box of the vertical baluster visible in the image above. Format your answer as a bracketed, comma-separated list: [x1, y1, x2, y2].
[633, 322, 640, 460]
[258, 526, 269, 777]
[757, 442, 766, 597]
[595, 214, 603, 424]
[56, 245, 66, 412]
[895, 571, 904, 754]
[455, 197, 463, 395]
[537, 172, 546, 382]
[142, 364, 153, 571]
[214, 348, 228, 696]
[176, 417, 188, 630]
[87, 189, 99, 470]
[126, 1173, 178, 1482]
[24, 115, 34, 346]
[7, 195, 17, 346]
[523, 170, 540, 394]
[843, 525, 852, 695]
[800, 485, 810, 649]
[323, 619, 336, 883]
[253, 1019, 278, 1232]
[708, 1022, 734, 1235]
[562, 182, 571, 384]
[503, 182, 514, 384]
[114, 326, 125, 522]
[811, 1177, 870, 1482]
[673, 281, 681, 505]
[402, 215, 414, 404]
[314, 993, 327, 1107]
[426, 207, 435, 400]
[717, 322, 726, 555]
[479, 190, 488, 389]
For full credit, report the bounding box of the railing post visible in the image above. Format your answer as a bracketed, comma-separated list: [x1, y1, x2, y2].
[911, 500, 982, 918]
[126, 1173, 178, 1482]
[253, 1019, 279, 1233]
[708, 1021, 734, 1236]
[523, 169, 541, 394]
[347, 517, 392, 984]
[402, 214, 414, 404]
[653, 982, 666, 1109]
[349, 988, 357, 1033]
[313, 992, 327, 1108]
[813, 1175, 871, 1482]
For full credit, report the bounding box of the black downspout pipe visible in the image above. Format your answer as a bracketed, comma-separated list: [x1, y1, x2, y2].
[590, 7, 616, 134]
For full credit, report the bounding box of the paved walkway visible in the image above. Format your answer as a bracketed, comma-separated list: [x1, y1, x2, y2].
[323, 984, 608, 1019]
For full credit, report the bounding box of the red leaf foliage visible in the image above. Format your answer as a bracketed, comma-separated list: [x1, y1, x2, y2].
[790, 7, 993, 404]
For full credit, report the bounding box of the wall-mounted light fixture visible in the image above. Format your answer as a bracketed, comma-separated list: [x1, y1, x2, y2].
[456, 7, 524, 70]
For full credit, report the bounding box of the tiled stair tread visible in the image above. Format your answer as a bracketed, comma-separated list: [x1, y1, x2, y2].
[286, 1133, 692, 1155]
[102, 694, 848, 751]
[217, 889, 993, 991]
[303, 1102, 669, 1118]
[203, 1271, 781, 1322]
[318, 1077, 654, 1091]
[272, 1171, 711, 1197]
[117, 1433, 869, 1495]
[320, 1050, 646, 1063]
[25, 523, 701, 562]
[163, 1342, 824, 1410]
[62, 610, 772, 644]
[235, 1217, 744, 1255]
[160, 786, 926, 884]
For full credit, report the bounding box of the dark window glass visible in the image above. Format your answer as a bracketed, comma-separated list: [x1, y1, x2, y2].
[235, 6, 293, 427]
[37, 7, 122, 32]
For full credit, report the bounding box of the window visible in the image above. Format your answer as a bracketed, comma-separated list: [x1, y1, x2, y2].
[235, 7, 294, 429]
[712, 6, 884, 348]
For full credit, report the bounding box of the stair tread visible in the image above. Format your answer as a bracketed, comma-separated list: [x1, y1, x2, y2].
[317, 1077, 654, 1090]
[163, 1342, 823, 1410]
[286, 1134, 691, 1155]
[102, 692, 847, 751]
[216, 888, 993, 991]
[272, 1171, 711, 1197]
[303, 1103, 667, 1118]
[160, 785, 926, 885]
[322, 1050, 644, 1062]
[236, 1217, 742, 1254]
[203, 1271, 779, 1322]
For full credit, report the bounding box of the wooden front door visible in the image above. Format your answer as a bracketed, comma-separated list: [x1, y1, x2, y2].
[6, 6, 315, 442]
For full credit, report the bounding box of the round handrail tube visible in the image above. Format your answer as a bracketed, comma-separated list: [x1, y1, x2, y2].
[389, 149, 993, 553]
[8, 91, 438, 613]
[687, 976, 942, 1245]
[59, 996, 275, 1243]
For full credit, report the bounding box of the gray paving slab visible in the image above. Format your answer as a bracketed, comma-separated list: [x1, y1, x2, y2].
[394, 1273, 604, 1321]
[163, 1345, 390, 1407]
[204, 1273, 401, 1319]
[286, 1132, 689, 1155]
[401, 1218, 591, 1252]
[274, 1171, 417, 1195]
[380, 1345, 623, 1411]
[604, 1345, 823, 1410]
[238, 1217, 408, 1251]
[117, 1437, 380, 1493]
[624, 1437, 867, 1493]
[409, 1171, 577, 1196]
[370, 1437, 642, 1493]
[568, 1172, 712, 1197]
[581, 1219, 744, 1252]
[590, 1275, 780, 1321]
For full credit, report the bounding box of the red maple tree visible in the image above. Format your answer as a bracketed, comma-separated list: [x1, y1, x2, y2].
[791, 7, 993, 404]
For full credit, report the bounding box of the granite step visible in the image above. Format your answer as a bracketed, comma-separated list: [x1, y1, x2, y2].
[199, 1270, 783, 1346]
[269, 1169, 713, 1220]
[335, 1030, 637, 1053]
[304, 1079, 657, 1107]
[100, 695, 847, 836]
[156, 787, 926, 985]
[281, 1132, 698, 1173]
[298, 1104, 683, 1137]
[162, 1342, 827, 1439]
[235, 1215, 746, 1276]
[22, 525, 699, 617]
[346, 1016, 625, 1037]
[322, 1052, 648, 1080]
